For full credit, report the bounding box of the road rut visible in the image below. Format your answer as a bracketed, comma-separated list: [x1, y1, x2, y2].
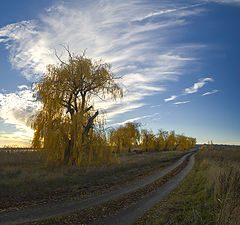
[90, 153, 195, 225]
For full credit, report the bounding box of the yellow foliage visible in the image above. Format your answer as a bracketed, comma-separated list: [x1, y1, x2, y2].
[141, 129, 156, 151]
[199, 145, 207, 150]
[140, 129, 196, 151]
[109, 122, 140, 152]
[31, 51, 122, 166]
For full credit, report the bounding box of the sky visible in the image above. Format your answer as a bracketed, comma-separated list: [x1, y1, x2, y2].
[0, 0, 239, 146]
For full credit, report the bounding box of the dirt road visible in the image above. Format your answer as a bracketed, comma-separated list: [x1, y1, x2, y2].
[0, 152, 194, 225]
[90, 153, 195, 225]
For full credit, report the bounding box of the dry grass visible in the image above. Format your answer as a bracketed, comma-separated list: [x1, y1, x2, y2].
[198, 148, 240, 225]
[0, 149, 187, 210]
[135, 147, 240, 225]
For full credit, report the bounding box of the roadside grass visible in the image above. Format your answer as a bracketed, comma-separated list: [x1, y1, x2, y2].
[0, 149, 188, 210]
[135, 147, 240, 225]
[21, 152, 191, 225]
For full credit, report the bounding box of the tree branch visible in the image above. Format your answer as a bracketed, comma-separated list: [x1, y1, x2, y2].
[84, 110, 99, 135]
[85, 105, 93, 112]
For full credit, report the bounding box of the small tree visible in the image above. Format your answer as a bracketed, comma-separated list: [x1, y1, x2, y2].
[141, 129, 156, 151]
[32, 50, 123, 166]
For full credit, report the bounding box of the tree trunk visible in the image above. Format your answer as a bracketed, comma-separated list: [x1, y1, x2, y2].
[64, 139, 71, 164]
[82, 110, 99, 143]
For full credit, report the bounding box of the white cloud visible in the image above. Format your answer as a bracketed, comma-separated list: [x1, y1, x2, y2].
[184, 78, 214, 94]
[202, 89, 219, 96]
[165, 95, 178, 102]
[174, 101, 190, 105]
[0, 133, 32, 147]
[17, 85, 29, 90]
[0, 89, 41, 141]
[136, 3, 205, 21]
[204, 0, 240, 5]
[105, 103, 145, 121]
[150, 104, 161, 108]
[164, 77, 216, 105]
[111, 113, 160, 126]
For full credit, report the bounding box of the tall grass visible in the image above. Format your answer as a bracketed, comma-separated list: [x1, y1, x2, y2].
[197, 148, 240, 225]
[134, 148, 240, 225]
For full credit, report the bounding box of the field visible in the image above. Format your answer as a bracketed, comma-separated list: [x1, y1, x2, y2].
[135, 147, 240, 225]
[0, 149, 187, 211]
[1, 147, 240, 225]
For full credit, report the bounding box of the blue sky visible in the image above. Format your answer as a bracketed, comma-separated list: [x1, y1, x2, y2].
[0, 0, 239, 146]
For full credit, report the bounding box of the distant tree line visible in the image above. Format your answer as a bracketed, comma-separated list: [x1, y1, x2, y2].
[109, 122, 196, 153]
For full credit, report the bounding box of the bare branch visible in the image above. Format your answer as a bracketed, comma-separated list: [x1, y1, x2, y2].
[55, 49, 68, 65]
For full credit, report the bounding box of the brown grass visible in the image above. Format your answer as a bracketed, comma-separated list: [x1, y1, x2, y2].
[0, 149, 188, 210]
[134, 147, 240, 225]
[197, 148, 240, 225]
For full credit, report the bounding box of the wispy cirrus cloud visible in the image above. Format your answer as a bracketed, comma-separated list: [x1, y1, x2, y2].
[202, 89, 219, 96]
[164, 95, 178, 102]
[0, 0, 206, 134]
[204, 0, 240, 5]
[136, 3, 205, 22]
[111, 113, 160, 126]
[184, 78, 214, 94]
[150, 104, 161, 108]
[174, 101, 190, 105]
[165, 77, 215, 105]
[17, 85, 29, 90]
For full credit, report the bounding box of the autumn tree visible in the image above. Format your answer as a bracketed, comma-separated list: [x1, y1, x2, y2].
[176, 135, 188, 150]
[31, 50, 123, 166]
[124, 122, 140, 152]
[165, 131, 176, 150]
[141, 129, 156, 151]
[155, 130, 168, 151]
[109, 122, 140, 152]
[109, 127, 124, 153]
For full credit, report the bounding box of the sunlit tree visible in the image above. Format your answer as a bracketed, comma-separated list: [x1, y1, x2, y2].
[141, 129, 156, 151]
[165, 131, 176, 150]
[32, 50, 123, 166]
[155, 130, 168, 151]
[109, 122, 140, 152]
[176, 135, 188, 150]
[124, 122, 140, 152]
[109, 127, 124, 153]
[189, 137, 197, 148]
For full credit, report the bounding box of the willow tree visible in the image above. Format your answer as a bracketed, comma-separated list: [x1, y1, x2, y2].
[141, 129, 156, 151]
[31, 51, 123, 166]
[109, 122, 140, 153]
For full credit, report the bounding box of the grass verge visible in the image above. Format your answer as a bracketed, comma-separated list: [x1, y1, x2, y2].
[135, 147, 240, 225]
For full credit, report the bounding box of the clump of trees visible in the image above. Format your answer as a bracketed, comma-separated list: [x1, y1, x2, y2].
[108, 122, 196, 152]
[109, 123, 140, 153]
[31, 50, 196, 167]
[31, 50, 122, 166]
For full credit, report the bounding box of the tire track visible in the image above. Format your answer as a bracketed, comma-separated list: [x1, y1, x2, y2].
[0, 152, 194, 225]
